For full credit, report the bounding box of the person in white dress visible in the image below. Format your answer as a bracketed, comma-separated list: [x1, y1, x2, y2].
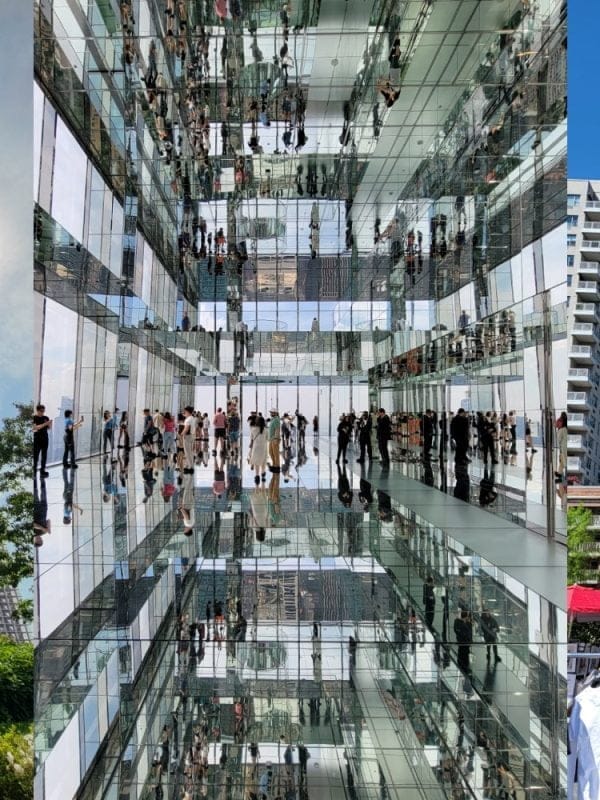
[248, 414, 268, 484]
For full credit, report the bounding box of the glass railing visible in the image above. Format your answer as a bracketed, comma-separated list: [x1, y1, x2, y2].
[581, 240, 600, 248]
[577, 281, 600, 291]
[567, 392, 589, 402]
[582, 222, 600, 230]
[585, 202, 600, 209]
[574, 303, 597, 312]
[569, 345, 593, 355]
[568, 369, 591, 379]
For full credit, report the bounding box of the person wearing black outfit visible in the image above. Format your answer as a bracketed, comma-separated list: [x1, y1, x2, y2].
[33, 404, 52, 477]
[423, 575, 436, 629]
[422, 409, 434, 461]
[335, 415, 352, 464]
[481, 412, 498, 465]
[453, 610, 473, 674]
[376, 408, 392, 466]
[297, 743, 309, 785]
[480, 609, 501, 663]
[450, 408, 470, 465]
[357, 411, 372, 463]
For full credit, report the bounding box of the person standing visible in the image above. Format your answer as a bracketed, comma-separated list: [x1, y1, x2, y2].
[33, 404, 52, 477]
[422, 409, 434, 461]
[376, 408, 391, 466]
[162, 412, 176, 460]
[508, 410, 517, 453]
[182, 406, 196, 473]
[102, 410, 116, 457]
[212, 407, 227, 456]
[453, 610, 473, 674]
[335, 415, 351, 464]
[297, 742, 309, 786]
[118, 411, 130, 450]
[423, 575, 436, 630]
[63, 410, 84, 468]
[357, 411, 372, 464]
[249, 414, 268, 484]
[268, 409, 281, 472]
[450, 408, 470, 465]
[479, 608, 500, 663]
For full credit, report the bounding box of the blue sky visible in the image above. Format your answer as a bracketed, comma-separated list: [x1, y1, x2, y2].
[0, 5, 32, 419]
[568, 0, 600, 178]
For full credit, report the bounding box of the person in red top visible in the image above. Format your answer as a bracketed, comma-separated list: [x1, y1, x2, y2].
[213, 407, 227, 456]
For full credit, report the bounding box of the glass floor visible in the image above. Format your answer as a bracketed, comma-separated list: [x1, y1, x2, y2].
[34, 434, 566, 800]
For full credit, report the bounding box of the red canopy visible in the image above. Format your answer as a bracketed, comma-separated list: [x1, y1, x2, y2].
[568, 584, 600, 621]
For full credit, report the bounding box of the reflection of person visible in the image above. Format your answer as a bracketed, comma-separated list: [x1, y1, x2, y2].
[250, 485, 269, 542]
[479, 467, 497, 506]
[268, 471, 281, 524]
[337, 464, 353, 507]
[179, 471, 195, 536]
[33, 477, 51, 547]
[62, 467, 82, 524]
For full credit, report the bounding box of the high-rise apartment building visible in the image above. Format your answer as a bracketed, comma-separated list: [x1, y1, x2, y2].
[33, 2, 567, 799]
[567, 179, 600, 484]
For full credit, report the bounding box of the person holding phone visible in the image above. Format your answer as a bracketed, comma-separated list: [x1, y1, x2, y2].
[63, 409, 84, 468]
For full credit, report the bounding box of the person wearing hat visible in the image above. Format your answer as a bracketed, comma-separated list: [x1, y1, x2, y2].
[268, 409, 281, 472]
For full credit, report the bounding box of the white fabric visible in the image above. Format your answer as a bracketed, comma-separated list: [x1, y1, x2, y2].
[569, 686, 600, 800]
[249, 426, 268, 468]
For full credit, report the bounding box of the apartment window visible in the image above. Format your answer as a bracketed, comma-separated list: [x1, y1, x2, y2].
[567, 255, 575, 267]
[568, 194, 581, 208]
[568, 234, 577, 247]
[567, 275, 573, 287]
[567, 215, 579, 228]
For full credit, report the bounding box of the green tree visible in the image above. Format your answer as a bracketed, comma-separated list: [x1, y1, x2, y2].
[0, 402, 33, 621]
[568, 505, 594, 585]
[0, 637, 33, 723]
[0, 723, 33, 800]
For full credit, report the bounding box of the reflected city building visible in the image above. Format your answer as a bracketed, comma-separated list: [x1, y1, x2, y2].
[34, 1, 566, 799]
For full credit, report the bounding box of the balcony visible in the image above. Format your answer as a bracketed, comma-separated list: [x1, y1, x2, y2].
[568, 413, 587, 430]
[578, 262, 600, 279]
[568, 368, 592, 387]
[568, 435, 586, 452]
[569, 344, 594, 364]
[585, 200, 600, 219]
[590, 515, 600, 530]
[581, 240, 600, 259]
[568, 456, 584, 472]
[574, 302, 598, 320]
[572, 323, 599, 343]
[577, 281, 600, 300]
[582, 222, 600, 237]
[567, 392, 590, 410]
[576, 541, 600, 555]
